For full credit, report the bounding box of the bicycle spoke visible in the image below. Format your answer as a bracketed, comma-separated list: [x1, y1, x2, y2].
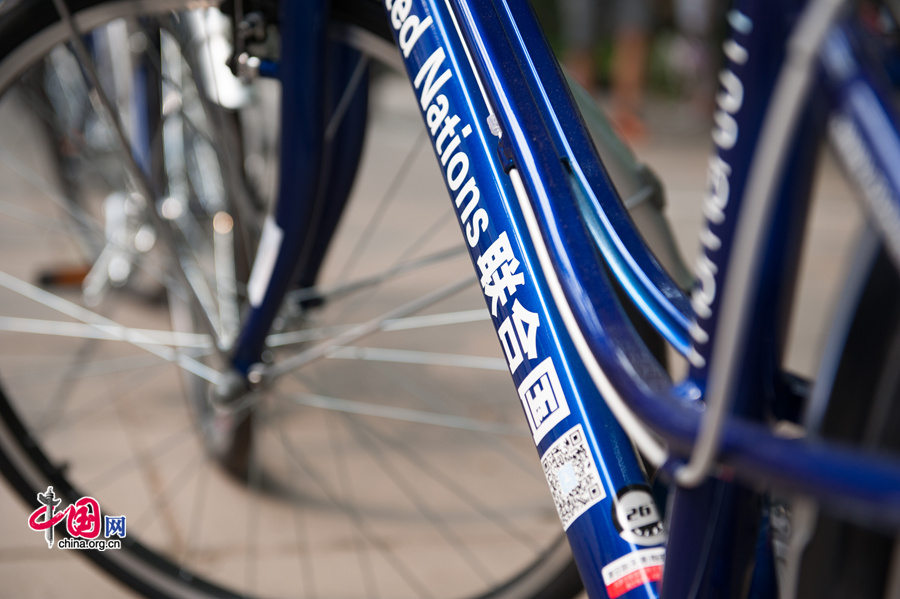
[132, 450, 204, 540]
[276, 391, 524, 436]
[3, 353, 166, 389]
[3, 353, 176, 432]
[339, 412, 495, 585]
[345, 414, 543, 549]
[85, 423, 196, 490]
[287, 364, 545, 573]
[326, 346, 506, 371]
[177, 459, 210, 581]
[267, 277, 471, 381]
[245, 429, 261, 596]
[277, 425, 434, 598]
[292, 361, 544, 544]
[324, 409, 380, 597]
[0, 316, 213, 348]
[35, 334, 99, 431]
[288, 244, 465, 307]
[0, 270, 221, 383]
[265, 308, 488, 348]
[381, 308, 489, 330]
[325, 54, 369, 142]
[0, 145, 108, 240]
[358, 350, 540, 477]
[287, 452, 317, 599]
[0, 197, 88, 235]
[333, 128, 427, 283]
[39, 363, 169, 435]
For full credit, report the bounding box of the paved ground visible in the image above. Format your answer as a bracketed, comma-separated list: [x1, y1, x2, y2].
[0, 64, 861, 599]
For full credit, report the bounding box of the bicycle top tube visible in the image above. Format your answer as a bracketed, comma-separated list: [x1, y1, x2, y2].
[384, 0, 673, 594]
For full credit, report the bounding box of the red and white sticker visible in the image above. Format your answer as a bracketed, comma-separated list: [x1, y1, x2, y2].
[601, 547, 665, 599]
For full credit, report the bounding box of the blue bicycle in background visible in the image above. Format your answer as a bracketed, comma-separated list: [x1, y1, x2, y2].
[0, 0, 899, 596]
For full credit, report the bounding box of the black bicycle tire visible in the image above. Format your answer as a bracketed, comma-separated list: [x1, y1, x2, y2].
[796, 243, 900, 598]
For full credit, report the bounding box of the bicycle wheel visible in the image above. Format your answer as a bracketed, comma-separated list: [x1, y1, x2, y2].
[0, 1, 582, 597]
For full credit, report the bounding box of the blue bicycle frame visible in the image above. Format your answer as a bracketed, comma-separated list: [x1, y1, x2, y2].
[227, 0, 900, 596]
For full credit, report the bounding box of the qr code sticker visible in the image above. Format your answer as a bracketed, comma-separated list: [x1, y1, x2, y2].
[540, 424, 606, 530]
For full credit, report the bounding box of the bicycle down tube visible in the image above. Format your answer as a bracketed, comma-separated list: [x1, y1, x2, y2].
[381, 0, 671, 596]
